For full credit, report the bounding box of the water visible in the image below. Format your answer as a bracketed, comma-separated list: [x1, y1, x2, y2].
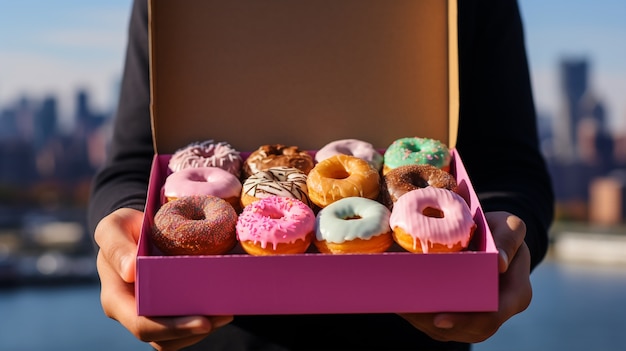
[1, 259, 625, 351]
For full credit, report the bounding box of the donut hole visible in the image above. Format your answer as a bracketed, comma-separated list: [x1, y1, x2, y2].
[320, 165, 350, 180]
[342, 215, 362, 220]
[422, 206, 444, 218]
[263, 208, 285, 220]
[409, 174, 430, 188]
[187, 207, 207, 221]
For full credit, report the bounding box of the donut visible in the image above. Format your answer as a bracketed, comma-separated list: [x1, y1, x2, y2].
[314, 197, 393, 254]
[162, 166, 243, 210]
[383, 137, 451, 174]
[380, 164, 457, 209]
[389, 187, 476, 253]
[168, 139, 243, 177]
[306, 154, 380, 208]
[152, 195, 238, 255]
[240, 166, 311, 208]
[315, 139, 384, 172]
[243, 144, 314, 178]
[236, 196, 315, 256]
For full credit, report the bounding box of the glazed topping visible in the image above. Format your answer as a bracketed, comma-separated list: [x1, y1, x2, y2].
[242, 167, 311, 206]
[236, 196, 315, 250]
[389, 187, 475, 253]
[168, 140, 243, 176]
[316, 197, 391, 244]
[306, 154, 381, 207]
[243, 144, 314, 177]
[383, 137, 451, 170]
[315, 139, 383, 171]
[163, 166, 242, 200]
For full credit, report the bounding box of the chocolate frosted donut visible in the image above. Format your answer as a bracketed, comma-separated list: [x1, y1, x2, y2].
[381, 164, 457, 209]
[152, 195, 237, 255]
[243, 144, 314, 178]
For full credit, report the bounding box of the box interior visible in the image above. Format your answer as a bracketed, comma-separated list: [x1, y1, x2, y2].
[148, 0, 458, 153]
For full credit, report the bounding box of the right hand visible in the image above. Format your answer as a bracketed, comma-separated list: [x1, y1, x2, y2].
[94, 208, 234, 351]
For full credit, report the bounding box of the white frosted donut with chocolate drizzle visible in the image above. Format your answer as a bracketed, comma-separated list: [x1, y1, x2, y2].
[240, 167, 311, 208]
[168, 140, 243, 177]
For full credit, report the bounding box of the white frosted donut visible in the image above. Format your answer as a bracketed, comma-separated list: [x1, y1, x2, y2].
[314, 197, 393, 254]
[316, 139, 383, 171]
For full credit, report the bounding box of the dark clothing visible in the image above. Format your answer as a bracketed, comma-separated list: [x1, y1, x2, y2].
[88, 0, 554, 350]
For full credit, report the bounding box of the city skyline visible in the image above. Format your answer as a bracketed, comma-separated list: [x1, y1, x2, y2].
[1, 0, 625, 131]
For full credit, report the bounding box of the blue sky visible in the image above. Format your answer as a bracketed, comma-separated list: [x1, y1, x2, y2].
[1, 0, 625, 131]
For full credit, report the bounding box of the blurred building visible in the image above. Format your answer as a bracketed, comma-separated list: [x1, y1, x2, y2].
[542, 57, 626, 224]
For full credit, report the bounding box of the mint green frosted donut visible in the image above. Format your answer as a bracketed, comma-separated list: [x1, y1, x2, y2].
[383, 137, 451, 172]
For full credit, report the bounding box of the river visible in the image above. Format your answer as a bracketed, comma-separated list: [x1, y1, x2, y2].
[1, 258, 625, 351]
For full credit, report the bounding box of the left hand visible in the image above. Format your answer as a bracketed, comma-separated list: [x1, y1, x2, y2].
[398, 211, 532, 343]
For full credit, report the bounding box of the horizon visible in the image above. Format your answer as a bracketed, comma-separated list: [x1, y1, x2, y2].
[1, 0, 625, 131]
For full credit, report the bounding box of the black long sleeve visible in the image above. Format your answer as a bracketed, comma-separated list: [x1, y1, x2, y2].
[455, 0, 554, 270]
[87, 0, 153, 234]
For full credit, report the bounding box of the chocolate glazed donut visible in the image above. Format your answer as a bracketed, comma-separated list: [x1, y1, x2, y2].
[243, 144, 314, 179]
[380, 164, 457, 209]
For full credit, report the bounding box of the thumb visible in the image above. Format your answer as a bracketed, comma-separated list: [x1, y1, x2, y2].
[94, 208, 145, 283]
[484, 211, 526, 273]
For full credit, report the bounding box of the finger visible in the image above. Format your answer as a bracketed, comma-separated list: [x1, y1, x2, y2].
[98, 250, 232, 346]
[485, 212, 526, 273]
[94, 208, 144, 282]
[498, 242, 532, 317]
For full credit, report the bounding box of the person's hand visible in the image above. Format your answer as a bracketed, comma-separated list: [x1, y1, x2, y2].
[398, 211, 531, 343]
[94, 208, 234, 351]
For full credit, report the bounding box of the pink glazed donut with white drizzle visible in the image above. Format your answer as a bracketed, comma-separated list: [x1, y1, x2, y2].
[168, 140, 243, 177]
[315, 138, 383, 172]
[162, 166, 242, 211]
[236, 196, 315, 256]
[389, 187, 476, 253]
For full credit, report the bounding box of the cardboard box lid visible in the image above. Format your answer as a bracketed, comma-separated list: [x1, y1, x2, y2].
[149, 0, 459, 153]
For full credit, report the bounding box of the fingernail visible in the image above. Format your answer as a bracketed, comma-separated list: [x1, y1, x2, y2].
[178, 317, 211, 334]
[498, 248, 509, 272]
[211, 316, 234, 329]
[434, 316, 454, 329]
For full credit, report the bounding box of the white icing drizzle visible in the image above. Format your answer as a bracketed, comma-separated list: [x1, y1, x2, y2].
[168, 140, 242, 176]
[242, 167, 311, 207]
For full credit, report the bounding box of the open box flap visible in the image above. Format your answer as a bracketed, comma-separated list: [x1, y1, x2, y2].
[148, 0, 458, 153]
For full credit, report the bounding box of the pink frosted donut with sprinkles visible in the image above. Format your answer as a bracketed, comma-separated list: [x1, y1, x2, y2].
[382, 137, 451, 175]
[168, 139, 243, 177]
[236, 196, 315, 256]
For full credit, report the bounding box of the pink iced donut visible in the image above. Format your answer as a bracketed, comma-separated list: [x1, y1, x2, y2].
[236, 196, 315, 256]
[389, 187, 476, 253]
[162, 166, 242, 210]
[168, 140, 243, 177]
[315, 139, 383, 171]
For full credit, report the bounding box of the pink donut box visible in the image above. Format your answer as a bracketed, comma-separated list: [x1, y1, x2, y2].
[137, 0, 498, 316]
[136, 150, 498, 316]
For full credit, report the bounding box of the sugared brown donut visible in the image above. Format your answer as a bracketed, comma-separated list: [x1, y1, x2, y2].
[243, 144, 314, 178]
[152, 195, 237, 255]
[381, 164, 457, 209]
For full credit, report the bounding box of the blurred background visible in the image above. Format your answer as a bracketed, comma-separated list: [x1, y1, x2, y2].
[0, 1, 625, 350]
